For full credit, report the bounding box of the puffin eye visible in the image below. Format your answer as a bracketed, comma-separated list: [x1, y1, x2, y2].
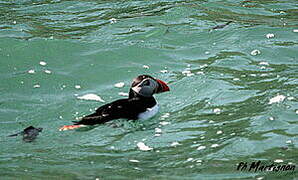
[142, 80, 150, 86]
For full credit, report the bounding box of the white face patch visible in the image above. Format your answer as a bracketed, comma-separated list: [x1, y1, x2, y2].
[138, 104, 159, 120]
[132, 78, 159, 97]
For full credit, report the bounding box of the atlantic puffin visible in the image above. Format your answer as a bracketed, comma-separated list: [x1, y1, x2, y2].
[59, 75, 170, 131]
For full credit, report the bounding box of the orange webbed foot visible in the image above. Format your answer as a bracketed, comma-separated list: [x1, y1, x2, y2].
[59, 125, 86, 131]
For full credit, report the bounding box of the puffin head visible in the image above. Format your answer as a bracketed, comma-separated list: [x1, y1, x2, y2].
[130, 75, 170, 97]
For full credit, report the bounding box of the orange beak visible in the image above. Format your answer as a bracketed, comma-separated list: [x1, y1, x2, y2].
[156, 79, 170, 93]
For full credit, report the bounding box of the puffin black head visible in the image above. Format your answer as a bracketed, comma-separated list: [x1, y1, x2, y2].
[131, 75, 170, 97]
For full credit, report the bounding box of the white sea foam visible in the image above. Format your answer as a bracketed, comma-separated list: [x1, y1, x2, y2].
[75, 85, 81, 89]
[274, 159, 283, 163]
[109, 18, 117, 24]
[118, 92, 129, 96]
[259, 61, 269, 66]
[211, 144, 219, 148]
[77, 94, 105, 102]
[266, 33, 275, 39]
[187, 158, 194, 162]
[137, 142, 152, 151]
[269, 95, 286, 104]
[213, 108, 221, 114]
[171, 142, 180, 146]
[161, 113, 170, 118]
[33, 84, 40, 88]
[197, 146, 206, 150]
[114, 82, 125, 88]
[155, 128, 162, 133]
[44, 70, 51, 74]
[269, 117, 274, 121]
[28, 69, 35, 74]
[216, 130, 223, 135]
[39, 61, 47, 66]
[250, 49, 261, 56]
[143, 65, 150, 69]
[182, 70, 191, 75]
[159, 121, 170, 126]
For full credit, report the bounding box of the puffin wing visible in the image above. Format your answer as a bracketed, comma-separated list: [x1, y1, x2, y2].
[59, 98, 147, 131]
[59, 98, 150, 131]
[76, 98, 146, 125]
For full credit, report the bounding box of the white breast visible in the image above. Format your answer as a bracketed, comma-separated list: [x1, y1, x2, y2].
[138, 104, 159, 120]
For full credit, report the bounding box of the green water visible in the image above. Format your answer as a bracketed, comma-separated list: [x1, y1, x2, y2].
[1, 0, 298, 179]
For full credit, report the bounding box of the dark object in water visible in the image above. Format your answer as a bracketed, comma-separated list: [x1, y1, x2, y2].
[8, 126, 43, 142]
[211, 21, 232, 30]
